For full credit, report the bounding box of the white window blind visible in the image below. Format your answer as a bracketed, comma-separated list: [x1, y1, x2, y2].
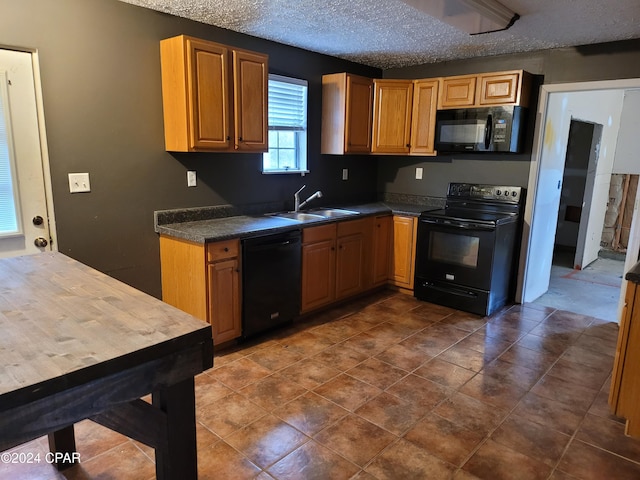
[263, 74, 308, 173]
[0, 72, 20, 237]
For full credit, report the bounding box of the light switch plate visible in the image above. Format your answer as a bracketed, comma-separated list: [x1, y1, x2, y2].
[68, 173, 91, 193]
[187, 170, 197, 187]
[342, 168, 348, 181]
[415, 167, 423, 180]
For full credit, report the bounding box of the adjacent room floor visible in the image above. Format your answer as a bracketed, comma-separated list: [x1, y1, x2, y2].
[4, 290, 640, 480]
[533, 247, 626, 322]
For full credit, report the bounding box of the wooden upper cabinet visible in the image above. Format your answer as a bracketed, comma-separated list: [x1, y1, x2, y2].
[233, 49, 268, 151]
[410, 79, 439, 155]
[321, 73, 373, 154]
[439, 75, 476, 109]
[439, 70, 532, 109]
[372, 79, 414, 154]
[160, 35, 268, 152]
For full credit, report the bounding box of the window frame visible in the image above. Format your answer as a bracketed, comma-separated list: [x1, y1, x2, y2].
[262, 74, 309, 175]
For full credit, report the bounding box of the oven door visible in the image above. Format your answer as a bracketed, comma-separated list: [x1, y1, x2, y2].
[414, 217, 496, 291]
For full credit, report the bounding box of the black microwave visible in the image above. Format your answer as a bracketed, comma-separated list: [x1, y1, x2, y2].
[434, 105, 526, 153]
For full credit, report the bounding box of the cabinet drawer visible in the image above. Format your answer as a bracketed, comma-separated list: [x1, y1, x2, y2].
[207, 239, 239, 262]
[303, 224, 336, 244]
[337, 218, 368, 237]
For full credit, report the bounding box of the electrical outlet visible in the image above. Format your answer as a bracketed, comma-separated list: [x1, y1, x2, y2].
[342, 168, 348, 181]
[415, 167, 423, 180]
[187, 170, 197, 187]
[68, 173, 91, 193]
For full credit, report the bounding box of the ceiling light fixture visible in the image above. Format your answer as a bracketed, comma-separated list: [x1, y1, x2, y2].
[400, 0, 520, 35]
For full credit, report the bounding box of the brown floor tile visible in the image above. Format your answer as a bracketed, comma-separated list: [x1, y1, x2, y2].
[247, 344, 305, 372]
[560, 345, 614, 373]
[63, 442, 155, 480]
[225, 414, 308, 469]
[516, 332, 574, 356]
[239, 373, 308, 411]
[195, 372, 234, 407]
[575, 413, 640, 463]
[414, 358, 477, 389]
[345, 357, 408, 389]
[208, 356, 273, 390]
[315, 414, 397, 467]
[531, 373, 600, 411]
[198, 392, 267, 438]
[456, 331, 514, 360]
[356, 391, 427, 436]
[514, 392, 586, 436]
[545, 357, 610, 390]
[386, 373, 451, 410]
[196, 441, 261, 480]
[437, 344, 493, 372]
[279, 358, 342, 389]
[498, 343, 559, 371]
[267, 439, 360, 480]
[72, 419, 130, 461]
[463, 439, 552, 480]
[434, 392, 509, 437]
[375, 342, 433, 371]
[588, 389, 626, 422]
[313, 373, 382, 411]
[481, 357, 545, 390]
[365, 438, 456, 480]
[404, 413, 485, 466]
[277, 330, 335, 356]
[309, 317, 362, 343]
[341, 330, 396, 356]
[557, 439, 640, 480]
[459, 372, 528, 410]
[273, 391, 348, 436]
[491, 415, 571, 466]
[312, 342, 368, 370]
[0, 439, 65, 480]
[437, 311, 487, 332]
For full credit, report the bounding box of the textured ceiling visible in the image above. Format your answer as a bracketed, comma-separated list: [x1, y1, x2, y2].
[120, 0, 640, 69]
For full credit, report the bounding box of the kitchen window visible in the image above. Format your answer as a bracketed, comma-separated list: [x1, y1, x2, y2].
[0, 72, 20, 237]
[262, 74, 308, 174]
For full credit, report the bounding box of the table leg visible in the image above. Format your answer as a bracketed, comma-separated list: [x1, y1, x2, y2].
[47, 425, 77, 470]
[153, 377, 197, 480]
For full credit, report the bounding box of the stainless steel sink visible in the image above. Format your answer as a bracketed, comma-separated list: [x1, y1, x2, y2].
[270, 212, 325, 222]
[309, 208, 360, 217]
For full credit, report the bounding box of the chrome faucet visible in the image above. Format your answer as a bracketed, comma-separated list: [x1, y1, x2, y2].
[293, 185, 323, 212]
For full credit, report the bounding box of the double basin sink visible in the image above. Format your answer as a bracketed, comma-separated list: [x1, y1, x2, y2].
[269, 208, 359, 222]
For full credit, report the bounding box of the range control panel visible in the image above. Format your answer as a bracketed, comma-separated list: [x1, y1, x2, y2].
[447, 183, 522, 203]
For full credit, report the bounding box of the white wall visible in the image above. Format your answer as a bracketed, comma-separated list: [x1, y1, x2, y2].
[613, 89, 640, 174]
[549, 90, 625, 267]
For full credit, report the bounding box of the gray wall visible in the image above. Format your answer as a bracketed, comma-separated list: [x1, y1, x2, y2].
[380, 39, 640, 199]
[0, 0, 380, 297]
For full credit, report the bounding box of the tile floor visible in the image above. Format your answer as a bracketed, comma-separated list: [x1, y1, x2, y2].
[4, 290, 640, 480]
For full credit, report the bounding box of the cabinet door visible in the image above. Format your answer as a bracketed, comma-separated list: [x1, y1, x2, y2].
[410, 79, 439, 155]
[335, 233, 365, 300]
[187, 38, 232, 150]
[208, 257, 241, 344]
[478, 72, 520, 105]
[233, 49, 268, 151]
[372, 215, 392, 286]
[372, 80, 413, 154]
[301, 239, 336, 312]
[345, 74, 373, 153]
[391, 216, 417, 289]
[439, 75, 476, 109]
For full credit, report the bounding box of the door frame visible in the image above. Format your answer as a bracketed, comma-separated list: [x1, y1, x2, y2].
[1, 45, 57, 251]
[517, 78, 640, 321]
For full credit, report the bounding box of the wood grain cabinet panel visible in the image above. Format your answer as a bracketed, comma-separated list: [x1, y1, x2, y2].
[391, 215, 417, 290]
[160, 235, 242, 344]
[160, 34, 267, 153]
[410, 79, 439, 155]
[372, 79, 414, 154]
[321, 73, 373, 154]
[301, 224, 337, 313]
[439, 75, 477, 108]
[479, 72, 520, 105]
[371, 215, 392, 286]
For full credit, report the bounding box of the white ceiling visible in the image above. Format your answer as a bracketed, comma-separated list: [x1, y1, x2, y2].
[120, 0, 640, 69]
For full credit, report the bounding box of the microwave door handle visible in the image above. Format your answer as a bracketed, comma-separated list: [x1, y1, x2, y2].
[484, 114, 492, 149]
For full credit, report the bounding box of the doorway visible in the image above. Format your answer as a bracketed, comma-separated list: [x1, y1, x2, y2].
[517, 79, 640, 323]
[0, 48, 55, 257]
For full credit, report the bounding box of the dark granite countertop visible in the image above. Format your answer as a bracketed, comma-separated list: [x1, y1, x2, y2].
[625, 261, 640, 284]
[155, 202, 434, 244]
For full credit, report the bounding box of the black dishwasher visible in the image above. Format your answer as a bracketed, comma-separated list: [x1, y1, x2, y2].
[242, 229, 301, 338]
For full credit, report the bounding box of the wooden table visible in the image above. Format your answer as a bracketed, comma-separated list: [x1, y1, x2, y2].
[0, 253, 213, 479]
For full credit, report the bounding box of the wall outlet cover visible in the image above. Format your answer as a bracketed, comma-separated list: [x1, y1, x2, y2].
[342, 168, 348, 181]
[187, 170, 197, 187]
[416, 167, 423, 180]
[68, 173, 91, 193]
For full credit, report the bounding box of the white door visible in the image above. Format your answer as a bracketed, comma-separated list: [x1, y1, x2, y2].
[0, 49, 52, 257]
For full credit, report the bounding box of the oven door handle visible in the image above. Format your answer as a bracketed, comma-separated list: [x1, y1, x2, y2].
[420, 218, 495, 231]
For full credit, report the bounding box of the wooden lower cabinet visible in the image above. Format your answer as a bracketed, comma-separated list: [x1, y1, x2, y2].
[371, 215, 392, 286]
[390, 215, 417, 290]
[160, 235, 242, 344]
[301, 218, 371, 313]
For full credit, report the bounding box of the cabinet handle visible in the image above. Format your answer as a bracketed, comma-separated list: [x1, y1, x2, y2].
[238, 137, 243, 142]
[224, 247, 229, 252]
[406, 144, 411, 148]
[226, 136, 230, 140]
